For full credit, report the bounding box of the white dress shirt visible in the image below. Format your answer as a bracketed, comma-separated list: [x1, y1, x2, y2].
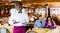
[8, 8, 29, 26]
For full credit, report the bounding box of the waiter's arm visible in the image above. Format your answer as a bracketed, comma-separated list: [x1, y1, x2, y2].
[8, 9, 16, 26]
[8, 16, 14, 26]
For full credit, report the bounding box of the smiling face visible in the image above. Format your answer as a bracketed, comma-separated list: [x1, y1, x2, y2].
[39, 15, 42, 20]
[15, 3, 22, 11]
[39, 16, 42, 20]
[48, 17, 51, 21]
[47, 17, 52, 22]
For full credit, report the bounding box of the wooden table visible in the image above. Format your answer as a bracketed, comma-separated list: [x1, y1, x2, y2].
[0, 26, 60, 33]
[27, 27, 60, 33]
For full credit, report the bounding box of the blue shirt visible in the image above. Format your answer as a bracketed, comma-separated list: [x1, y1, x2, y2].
[34, 20, 45, 28]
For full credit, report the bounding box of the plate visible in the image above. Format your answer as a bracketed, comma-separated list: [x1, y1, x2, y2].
[27, 31, 37, 33]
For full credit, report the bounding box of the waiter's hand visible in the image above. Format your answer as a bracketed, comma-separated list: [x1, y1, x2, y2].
[14, 22, 19, 24]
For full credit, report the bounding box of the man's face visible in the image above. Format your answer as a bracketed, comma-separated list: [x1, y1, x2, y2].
[15, 4, 22, 10]
[39, 16, 42, 20]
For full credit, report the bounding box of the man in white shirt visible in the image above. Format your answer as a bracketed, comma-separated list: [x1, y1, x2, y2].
[8, 1, 29, 33]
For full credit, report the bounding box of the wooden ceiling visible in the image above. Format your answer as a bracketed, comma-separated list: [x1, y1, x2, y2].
[1, 0, 60, 4]
[0, 0, 60, 8]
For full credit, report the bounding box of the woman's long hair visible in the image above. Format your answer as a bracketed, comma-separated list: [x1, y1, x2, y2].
[46, 16, 52, 22]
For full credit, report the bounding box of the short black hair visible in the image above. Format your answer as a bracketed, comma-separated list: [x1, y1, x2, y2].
[39, 15, 42, 17]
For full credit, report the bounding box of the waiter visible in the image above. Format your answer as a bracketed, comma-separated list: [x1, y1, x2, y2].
[8, 1, 29, 33]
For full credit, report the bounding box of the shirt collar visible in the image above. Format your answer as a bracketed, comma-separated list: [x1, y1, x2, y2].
[15, 8, 22, 13]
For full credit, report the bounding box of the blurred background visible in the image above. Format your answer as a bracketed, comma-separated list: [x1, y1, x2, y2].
[0, 0, 60, 33]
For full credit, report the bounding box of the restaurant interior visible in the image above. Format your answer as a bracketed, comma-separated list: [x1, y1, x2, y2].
[0, 0, 60, 33]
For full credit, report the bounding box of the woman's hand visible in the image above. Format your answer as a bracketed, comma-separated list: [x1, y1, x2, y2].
[46, 25, 48, 27]
[48, 22, 52, 26]
[14, 22, 19, 24]
[46, 22, 52, 27]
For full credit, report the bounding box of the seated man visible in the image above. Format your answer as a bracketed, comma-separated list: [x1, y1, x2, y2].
[34, 15, 45, 28]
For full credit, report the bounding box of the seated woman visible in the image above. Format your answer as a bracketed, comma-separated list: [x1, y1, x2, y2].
[34, 15, 45, 28]
[45, 16, 56, 29]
